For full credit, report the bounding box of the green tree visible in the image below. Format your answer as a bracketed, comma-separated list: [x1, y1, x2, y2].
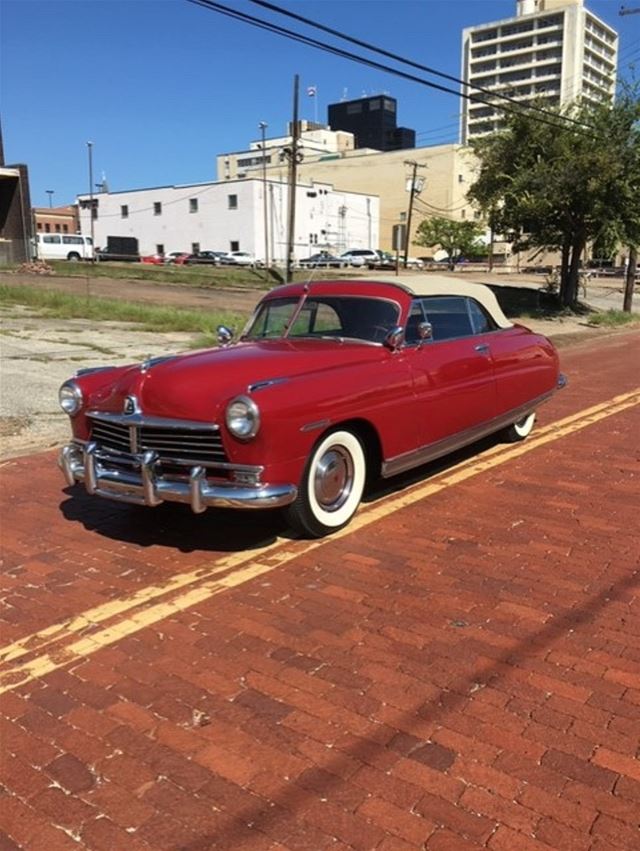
[414, 216, 484, 270]
[468, 93, 640, 309]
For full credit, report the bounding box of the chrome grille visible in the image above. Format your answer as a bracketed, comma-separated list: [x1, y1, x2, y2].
[88, 415, 228, 466]
[91, 419, 130, 453]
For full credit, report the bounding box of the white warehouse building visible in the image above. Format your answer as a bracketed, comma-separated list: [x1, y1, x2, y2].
[77, 178, 379, 263]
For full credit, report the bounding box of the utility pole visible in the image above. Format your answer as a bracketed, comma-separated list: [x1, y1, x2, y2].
[403, 161, 426, 269]
[87, 142, 95, 261]
[258, 121, 270, 279]
[283, 74, 302, 283]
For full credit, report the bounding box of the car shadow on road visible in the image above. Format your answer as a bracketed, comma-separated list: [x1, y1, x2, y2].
[59, 488, 286, 553]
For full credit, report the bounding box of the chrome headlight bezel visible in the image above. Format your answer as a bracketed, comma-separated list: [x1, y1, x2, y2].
[59, 381, 83, 416]
[225, 395, 260, 440]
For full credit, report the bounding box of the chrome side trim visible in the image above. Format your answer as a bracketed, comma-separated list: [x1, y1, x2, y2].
[87, 411, 220, 431]
[381, 389, 554, 479]
[248, 377, 289, 393]
[59, 444, 296, 512]
[301, 419, 330, 433]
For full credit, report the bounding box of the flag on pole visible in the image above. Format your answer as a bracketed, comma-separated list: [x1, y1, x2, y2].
[307, 85, 317, 97]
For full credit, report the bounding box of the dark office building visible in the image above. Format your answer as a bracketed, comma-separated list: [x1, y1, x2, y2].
[328, 95, 416, 152]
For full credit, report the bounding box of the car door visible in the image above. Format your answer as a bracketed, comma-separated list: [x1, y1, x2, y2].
[405, 296, 497, 445]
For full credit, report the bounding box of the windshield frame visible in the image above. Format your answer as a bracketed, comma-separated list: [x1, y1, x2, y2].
[241, 293, 402, 345]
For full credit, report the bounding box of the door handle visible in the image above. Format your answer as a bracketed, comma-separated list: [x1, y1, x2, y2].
[474, 343, 490, 354]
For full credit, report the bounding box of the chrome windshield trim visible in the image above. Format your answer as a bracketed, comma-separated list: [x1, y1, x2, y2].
[87, 411, 220, 431]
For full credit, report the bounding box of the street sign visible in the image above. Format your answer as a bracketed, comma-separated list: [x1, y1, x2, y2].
[392, 224, 406, 251]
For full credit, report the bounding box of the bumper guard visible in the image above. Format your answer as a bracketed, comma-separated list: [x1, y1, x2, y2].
[59, 442, 297, 513]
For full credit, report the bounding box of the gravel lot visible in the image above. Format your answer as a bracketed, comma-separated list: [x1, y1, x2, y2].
[1, 270, 636, 460]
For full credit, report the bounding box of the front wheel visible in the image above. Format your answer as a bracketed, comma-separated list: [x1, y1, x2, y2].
[503, 412, 536, 442]
[285, 429, 366, 538]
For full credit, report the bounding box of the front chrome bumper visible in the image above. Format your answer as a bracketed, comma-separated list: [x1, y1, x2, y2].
[59, 442, 297, 513]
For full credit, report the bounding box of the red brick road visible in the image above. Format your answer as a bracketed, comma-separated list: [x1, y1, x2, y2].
[1, 331, 639, 850]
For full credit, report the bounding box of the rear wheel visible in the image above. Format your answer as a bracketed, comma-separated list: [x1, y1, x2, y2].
[67, 252, 81, 262]
[503, 412, 536, 442]
[285, 429, 366, 538]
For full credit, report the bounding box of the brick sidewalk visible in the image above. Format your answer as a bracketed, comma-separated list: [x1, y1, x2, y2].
[1, 332, 639, 850]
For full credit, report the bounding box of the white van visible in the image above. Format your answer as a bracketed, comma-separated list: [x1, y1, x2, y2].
[36, 233, 94, 262]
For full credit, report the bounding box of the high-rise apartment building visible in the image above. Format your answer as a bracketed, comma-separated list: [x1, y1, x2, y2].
[460, 0, 618, 143]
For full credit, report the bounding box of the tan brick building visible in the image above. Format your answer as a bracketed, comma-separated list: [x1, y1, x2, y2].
[218, 142, 480, 255]
[33, 205, 79, 236]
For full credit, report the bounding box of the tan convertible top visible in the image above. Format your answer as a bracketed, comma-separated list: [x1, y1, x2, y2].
[374, 275, 513, 329]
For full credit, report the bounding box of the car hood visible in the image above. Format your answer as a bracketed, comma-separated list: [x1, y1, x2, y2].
[89, 339, 385, 421]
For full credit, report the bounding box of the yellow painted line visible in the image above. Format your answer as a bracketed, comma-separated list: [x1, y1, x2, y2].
[0, 388, 638, 694]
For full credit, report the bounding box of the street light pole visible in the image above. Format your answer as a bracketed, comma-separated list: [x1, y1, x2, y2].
[259, 121, 270, 278]
[46, 190, 54, 208]
[87, 141, 95, 261]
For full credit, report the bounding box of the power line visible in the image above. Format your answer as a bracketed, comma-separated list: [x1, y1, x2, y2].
[247, 0, 595, 132]
[185, 0, 596, 137]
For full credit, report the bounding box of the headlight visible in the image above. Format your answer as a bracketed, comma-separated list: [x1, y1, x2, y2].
[225, 395, 260, 440]
[59, 381, 83, 416]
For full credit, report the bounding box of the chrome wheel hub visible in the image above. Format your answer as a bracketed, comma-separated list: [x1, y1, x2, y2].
[314, 447, 353, 511]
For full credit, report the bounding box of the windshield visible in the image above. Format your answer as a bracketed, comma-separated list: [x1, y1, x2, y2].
[243, 296, 400, 344]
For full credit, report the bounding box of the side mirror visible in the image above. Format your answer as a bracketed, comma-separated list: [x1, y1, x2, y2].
[418, 321, 433, 341]
[217, 325, 234, 346]
[383, 326, 405, 351]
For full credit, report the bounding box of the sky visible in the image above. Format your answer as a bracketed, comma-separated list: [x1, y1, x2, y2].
[2, 0, 638, 207]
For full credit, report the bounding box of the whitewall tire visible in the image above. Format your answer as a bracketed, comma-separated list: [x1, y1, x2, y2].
[286, 429, 366, 538]
[504, 412, 536, 442]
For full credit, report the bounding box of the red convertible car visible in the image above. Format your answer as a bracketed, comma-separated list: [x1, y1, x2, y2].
[59, 277, 565, 537]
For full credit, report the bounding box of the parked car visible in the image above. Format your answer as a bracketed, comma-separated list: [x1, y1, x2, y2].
[140, 254, 165, 265]
[222, 251, 257, 266]
[299, 252, 347, 268]
[164, 251, 190, 265]
[185, 251, 226, 266]
[405, 257, 425, 270]
[58, 276, 565, 538]
[366, 250, 396, 270]
[340, 249, 380, 267]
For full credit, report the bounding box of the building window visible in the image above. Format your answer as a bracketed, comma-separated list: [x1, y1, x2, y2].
[228, 194, 238, 210]
[63, 224, 68, 233]
[121, 205, 129, 218]
[191, 243, 200, 254]
[461, 209, 466, 219]
[230, 240, 239, 252]
[189, 198, 198, 213]
[154, 202, 162, 216]
[383, 98, 396, 112]
[37, 222, 42, 230]
[45, 223, 50, 232]
[156, 244, 164, 255]
[369, 98, 381, 110]
[346, 103, 362, 114]
[458, 174, 464, 183]
[399, 212, 406, 222]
